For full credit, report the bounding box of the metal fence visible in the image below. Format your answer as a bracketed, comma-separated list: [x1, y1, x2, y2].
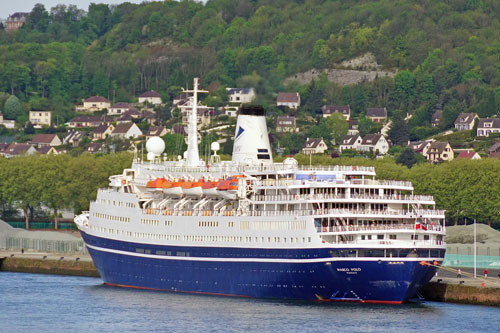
[443, 246, 500, 269]
[6, 221, 77, 230]
[6, 237, 88, 254]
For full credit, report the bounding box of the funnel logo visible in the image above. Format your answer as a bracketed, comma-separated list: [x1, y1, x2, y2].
[235, 126, 245, 140]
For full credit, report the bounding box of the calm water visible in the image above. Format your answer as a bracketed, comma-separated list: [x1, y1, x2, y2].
[1, 272, 499, 333]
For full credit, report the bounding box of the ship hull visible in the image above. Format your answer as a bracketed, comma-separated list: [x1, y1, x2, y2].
[81, 231, 438, 303]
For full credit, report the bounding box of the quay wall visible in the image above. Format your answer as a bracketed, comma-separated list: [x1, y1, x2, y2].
[0, 256, 99, 277]
[421, 282, 500, 307]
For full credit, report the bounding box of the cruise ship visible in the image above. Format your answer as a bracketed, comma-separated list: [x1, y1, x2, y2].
[74, 79, 446, 303]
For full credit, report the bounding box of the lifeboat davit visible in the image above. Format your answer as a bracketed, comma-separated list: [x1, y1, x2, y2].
[182, 179, 204, 197]
[163, 179, 184, 196]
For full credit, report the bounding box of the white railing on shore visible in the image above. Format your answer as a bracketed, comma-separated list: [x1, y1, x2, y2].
[251, 193, 434, 202]
[142, 208, 445, 218]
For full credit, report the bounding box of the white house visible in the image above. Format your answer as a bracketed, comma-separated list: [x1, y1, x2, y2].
[358, 134, 389, 155]
[31, 134, 62, 147]
[138, 90, 162, 105]
[111, 122, 143, 139]
[81, 96, 111, 112]
[277, 92, 300, 110]
[0, 112, 15, 129]
[108, 102, 133, 116]
[29, 111, 52, 128]
[302, 137, 328, 155]
[339, 134, 362, 152]
[477, 118, 500, 137]
[322, 105, 350, 121]
[226, 88, 256, 104]
[455, 112, 478, 131]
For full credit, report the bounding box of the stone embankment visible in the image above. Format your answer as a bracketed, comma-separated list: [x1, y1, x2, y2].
[0, 251, 98, 277]
[421, 267, 500, 307]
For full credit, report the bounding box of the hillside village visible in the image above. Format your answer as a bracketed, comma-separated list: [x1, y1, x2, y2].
[3, 1, 500, 166]
[2, 86, 500, 164]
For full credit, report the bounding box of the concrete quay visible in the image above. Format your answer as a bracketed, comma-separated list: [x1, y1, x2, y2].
[421, 267, 500, 306]
[0, 250, 98, 277]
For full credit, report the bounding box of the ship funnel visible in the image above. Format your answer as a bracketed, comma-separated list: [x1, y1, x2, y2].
[232, 106, 273, 165]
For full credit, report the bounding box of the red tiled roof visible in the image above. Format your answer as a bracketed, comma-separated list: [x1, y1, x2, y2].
[110, 102, 132, 109]
[140, 90, 161, 98]
[113, 122, 134, 134]
[366, 108, 387, 118]
[32, 134, 57, 144]
[277, 92, 300, 103]
[85, 96, 110, 103]
[457, 151, 479, 159]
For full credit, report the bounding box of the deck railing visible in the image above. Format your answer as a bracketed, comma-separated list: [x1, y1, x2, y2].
[251, 193, 434, 202]
[142, 208, 445, 218]
[316, 223, 444, 233]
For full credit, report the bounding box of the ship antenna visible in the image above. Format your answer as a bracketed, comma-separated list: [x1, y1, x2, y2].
[182, 77, 208, 167]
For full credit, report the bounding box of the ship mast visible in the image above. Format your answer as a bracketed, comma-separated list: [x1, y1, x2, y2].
[183, 77, 208, 167]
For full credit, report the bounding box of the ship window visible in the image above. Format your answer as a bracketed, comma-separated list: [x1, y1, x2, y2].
[389, 235, 397, 240]
[424, 235, 429, 240]
[145, 249, 151, 254]
[257, 148, 269, 152]
[377, 235, 384, 240]
[257, 154, 271, 159]
[361, 235, 365, 240]
[411, 235, 418, 240]
[417, 249, 429, 258]
[367, 235, 372, 240]
[136, 248, 144, 254]
[359, 249, 385, 257]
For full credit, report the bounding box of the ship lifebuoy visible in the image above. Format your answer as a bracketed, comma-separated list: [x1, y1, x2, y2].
[121, 179, 126, 185]
[322, 227, 326, 232]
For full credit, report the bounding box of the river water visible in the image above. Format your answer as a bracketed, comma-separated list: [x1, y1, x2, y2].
[1, 272, 499, 332]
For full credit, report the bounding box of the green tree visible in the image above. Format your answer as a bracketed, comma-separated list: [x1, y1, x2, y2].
[388, 111, 410, 145]
[3, 95, 23, 121]
[358, 117, 374, 137]
[396, 148, 418, 168]
[323, 113, 348, 145]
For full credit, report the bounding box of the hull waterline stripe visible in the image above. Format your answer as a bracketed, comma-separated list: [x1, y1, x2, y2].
[103, 282, 403, 303]
[86, 244, 441, 264]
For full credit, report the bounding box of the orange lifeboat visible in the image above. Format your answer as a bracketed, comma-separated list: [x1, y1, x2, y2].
[182, 179, 204, 197]
[202, 180, 220, 197]
[163, 179, 184, 196]
[146, 177, 169, 190]
[217, 175, 245, 199]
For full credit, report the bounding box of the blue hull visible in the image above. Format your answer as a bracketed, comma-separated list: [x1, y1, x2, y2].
[82, 232, 438, 303]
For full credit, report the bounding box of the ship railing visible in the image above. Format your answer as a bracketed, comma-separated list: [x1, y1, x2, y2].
[135, 161, 377, 174]
[329, 239, 446, 246]
[298, 165, 375, 173]
[316, 223, 444, 233]
[141, 208, 445, 218]
[252, 178, 413, 188]
[245, 208, 445, 217]
[251, 194, 434, 202]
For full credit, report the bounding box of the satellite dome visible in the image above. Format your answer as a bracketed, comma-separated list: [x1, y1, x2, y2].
[146, 136, 165, 155]
[147, 152, 156, 161]
[211, 142, 220, 152]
